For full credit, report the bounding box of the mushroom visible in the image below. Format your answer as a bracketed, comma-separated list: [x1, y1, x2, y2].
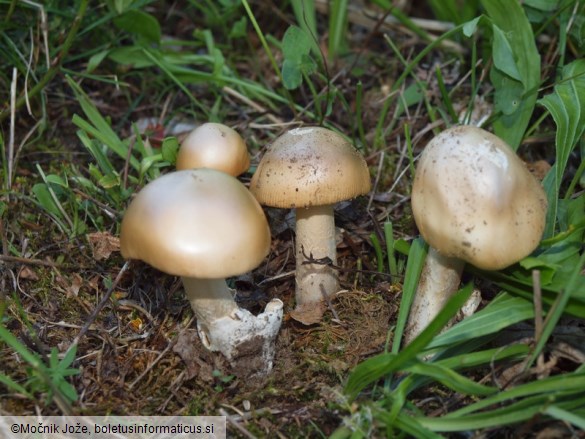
[176, 122, 250, 176]
[249, 127, 371, 324]
[120, 168, 283, 375]
[404, 125, 547, 344]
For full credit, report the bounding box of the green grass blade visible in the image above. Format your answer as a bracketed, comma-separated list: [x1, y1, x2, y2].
[67, 77, 140, 171]
[328, 0, 348, 60]
[435, 344, 530, 371]
[406, 361, 497, 396]
[418, 389, 585, 431]
[384, 222, 398, 278]
[141, 48, 207, 114]
[417, 395, 548, 431]
[452, 371, 585, 416]
[405, 344, 530, 396]
[427, 292, 533, 349]
[545, 405, 585, 430]
[0, 325, 42, 368]
[369, 233, 385, 273]
[0, 373, 33, 398]
[392, 237, 427, 353]
[375, 406, 444, 439]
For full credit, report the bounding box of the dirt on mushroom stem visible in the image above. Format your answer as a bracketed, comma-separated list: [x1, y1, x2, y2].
[290, 203, 339, 324]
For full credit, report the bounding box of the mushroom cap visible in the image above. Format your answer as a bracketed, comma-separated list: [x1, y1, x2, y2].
[120, 169, 270, 278]
[176, 123, 250, 176]
[411, 125, 547, 271]
[249, 127, 371, 208]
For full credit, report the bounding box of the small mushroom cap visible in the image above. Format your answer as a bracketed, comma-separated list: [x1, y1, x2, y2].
[411, 125, 547, 271]
[176, 123, 250, 176]
[120, 169, 270, 278]
[249, 127, 371, 208]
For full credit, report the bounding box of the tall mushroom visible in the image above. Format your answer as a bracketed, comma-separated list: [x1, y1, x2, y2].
[176, 122, 250, 176]
[249, 127, 371, 324]
[404, 126, 547, 344]
[120, 169, 283, 375]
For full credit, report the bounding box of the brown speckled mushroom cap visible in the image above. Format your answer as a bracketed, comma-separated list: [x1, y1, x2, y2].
[249, 127, 371, 208]
[176, 123, 250, 176]
[411, 125, 547, 271]
[120, 169, 270, 278]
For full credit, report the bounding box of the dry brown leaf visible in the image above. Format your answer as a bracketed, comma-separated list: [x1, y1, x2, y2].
[290, 301, 327, 325]
[18, 266, 39, 280]
[87, 231, 120, 261]
[67, 273, 83, 297]
[173, 329, 214, 382]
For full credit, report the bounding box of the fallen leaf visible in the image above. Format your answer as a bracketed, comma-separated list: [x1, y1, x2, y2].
[67, 273, 83, 297]
[18, 266, 39, 280]
[290, 301, 327, 325]
[87, 231, 120, 261]
[129, 316, 143, 332]
[173, 329, 214, 382]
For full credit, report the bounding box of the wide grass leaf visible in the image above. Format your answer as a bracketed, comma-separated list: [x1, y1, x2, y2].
[427, 292, 533, 349]
[281, 25, 316, 90]
[539, 59, 585, 237]
[113, 10, 161, 44]
[481, 0, 540, 150]
[414, 371, 585, 431]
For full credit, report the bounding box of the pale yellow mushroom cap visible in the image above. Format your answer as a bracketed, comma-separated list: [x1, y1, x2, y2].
[120, 169, 270, 278]
[411, 126, 548, 271]
[176, 123, 250, 176]
[249, 127, 371, 208]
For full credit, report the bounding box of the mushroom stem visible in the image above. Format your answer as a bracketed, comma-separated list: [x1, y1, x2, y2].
[181, 277, 240, 328]
[404, 247, 464, 345]
[293, 204, 339, 322]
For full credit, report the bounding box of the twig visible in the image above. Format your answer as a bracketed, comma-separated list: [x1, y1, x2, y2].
[72, 189, 120, 219]
[66, 261, 130, 355]
[258, 270, 295, 285]
[12, 119, 42, 181]
[218, 408, 258, 439]
[223, 86, 283, 125]
[0, 254, 60, 267]
[299, 246, 397, 279]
